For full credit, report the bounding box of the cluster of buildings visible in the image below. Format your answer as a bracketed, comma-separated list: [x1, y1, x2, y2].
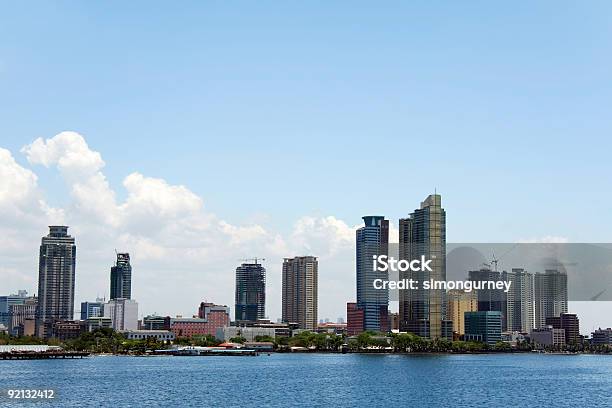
[0, 226, 326, 343]
[1, 194, 611, 349]
[344, 194, 602, 348]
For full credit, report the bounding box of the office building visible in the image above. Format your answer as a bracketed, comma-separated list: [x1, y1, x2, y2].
[0, 290, 29, 328]
[356, 215, 389, 333]
[447, 289, 477, 336]
[546, 313, 579, 345]
[110, 253, 132, 300]
[235, 261, 266, 322]
[504, 268, 534, 333]
[80, 299, 105, 320]
[464, 311, 502, 346]
[400, 195, 451, 339]
[104, 298, 138, 331]
[9, 297, 37, 336]
[282, 256, 318, 330]
[36, 226, 77, 338]
[535, 270, 568, 328]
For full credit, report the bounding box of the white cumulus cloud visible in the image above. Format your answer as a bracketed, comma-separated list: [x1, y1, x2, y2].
[3, 131, 358, 321]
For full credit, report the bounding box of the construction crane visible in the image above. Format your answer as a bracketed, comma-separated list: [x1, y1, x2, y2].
[489, 243, 519, 272]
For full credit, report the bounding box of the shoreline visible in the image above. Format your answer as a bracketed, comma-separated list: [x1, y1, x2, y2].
[81, 350, 612, 357]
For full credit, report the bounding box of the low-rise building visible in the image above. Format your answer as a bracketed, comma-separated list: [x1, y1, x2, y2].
[591, 328, 612, 345]
[244, 341, 274, 351]
[125, 330, 175, 341]
[51, 321, 82, 341]
[171, 303, 230, 338]
[217, 326, 277, 342]
[464, 311, 502, 345]
[85, 317, 113, 332]
[141, 315, 171, 331]
[233, 320, 295, 337]
[530, 326, 566, 347]
[501, 331, 528, 347]
[317, 322, 347, 335]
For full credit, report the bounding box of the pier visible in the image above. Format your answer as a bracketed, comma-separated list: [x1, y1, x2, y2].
[0, 345, 89, 360]
[0, 350, 90, 360]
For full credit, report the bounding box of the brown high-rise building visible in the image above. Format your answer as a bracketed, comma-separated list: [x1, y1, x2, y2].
[282, 256, 318, 330]
[399, 194, 452, 339]
[446, 289, 477, 336]
[546, 313, 579, 345]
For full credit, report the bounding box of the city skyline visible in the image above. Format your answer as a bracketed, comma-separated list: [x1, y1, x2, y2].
[1, 3, 611, 406]
[3, 204, 607, 337]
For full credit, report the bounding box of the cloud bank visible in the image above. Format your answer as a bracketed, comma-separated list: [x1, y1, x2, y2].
[2, 132, 357, 320]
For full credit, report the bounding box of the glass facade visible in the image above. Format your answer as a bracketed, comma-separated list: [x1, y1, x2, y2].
[235, 262, 266, 322]
[356, 215, 389, 332]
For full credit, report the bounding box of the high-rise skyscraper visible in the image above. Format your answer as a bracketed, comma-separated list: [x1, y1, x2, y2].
[110, 253, 132, 300]
[36, 226, 76, 338]
[356, 216, 389, 333]
[282, 256, 318, 330]
[504, 268, 534, 333]
[235, 261, 266, 322]
[468, 267, 507, 330]
[399, 194, 451, 339]
[534, 269, 568, 328]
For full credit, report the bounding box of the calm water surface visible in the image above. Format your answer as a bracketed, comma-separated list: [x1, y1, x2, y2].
[1, 353, 611, 407]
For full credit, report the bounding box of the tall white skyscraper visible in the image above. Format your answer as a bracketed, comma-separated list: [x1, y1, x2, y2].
[504, 268, 535, 333]
[534, 269, 568, 329]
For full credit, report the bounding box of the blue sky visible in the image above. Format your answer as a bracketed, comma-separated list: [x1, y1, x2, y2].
[2, 1, 611, 240]
[1, 2, 612, 329]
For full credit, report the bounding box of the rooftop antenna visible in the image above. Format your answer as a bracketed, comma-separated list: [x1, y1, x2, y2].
[238, 257, 266, 264]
